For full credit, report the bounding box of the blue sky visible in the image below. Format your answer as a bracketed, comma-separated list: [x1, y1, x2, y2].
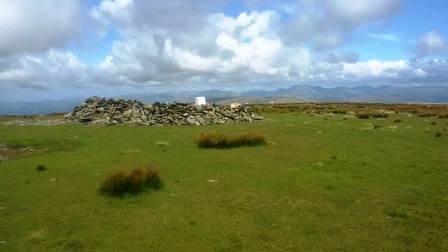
[0, 0, 447, 101]
[346, 0, 448, 61]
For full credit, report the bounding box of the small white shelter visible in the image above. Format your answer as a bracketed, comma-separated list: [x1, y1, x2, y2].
[195, 96, 206, 106]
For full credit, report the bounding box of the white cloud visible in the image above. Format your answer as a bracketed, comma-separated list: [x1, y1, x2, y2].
[342, 60, 416, 79]
[60, 0, 448, 91]
[0, 50, 87, 89]
[95, 11, 312, 84]
[90, 0, 223, 35]
[414, 68, 428, 78]
[0, 0, 81, 55]
[164, 39, 223, 73]
[325, 0, 401, 25]
[299, 58, 442, 84]
[416, 31, 447, 57]
[1, 0, 447, 92]
[90, 0, 133, 26]
[279, 0, 402, 49]
[0, 68, 31, 82]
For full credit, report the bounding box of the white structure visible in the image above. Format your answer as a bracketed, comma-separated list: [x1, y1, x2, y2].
[195, 96, 206, 105]
[230, 103, 241, 108]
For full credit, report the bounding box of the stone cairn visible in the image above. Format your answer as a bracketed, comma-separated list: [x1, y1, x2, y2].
[65, 96, 264, 126]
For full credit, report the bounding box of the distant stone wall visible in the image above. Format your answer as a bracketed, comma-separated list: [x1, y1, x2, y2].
[65, 96, 264, 126]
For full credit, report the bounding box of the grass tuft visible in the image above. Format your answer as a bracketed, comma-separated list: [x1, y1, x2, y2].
[98, 166, 162, 197]
[196, 132, 267, 149]
[371, 113, 389, 118]
[418, 113, 436, 117]
[356, 113, 370, 119]
[435, 132, 442, 137]
[357, 113, 388, 119]
[386, 210, 409, 219]
[36, 165, 47, 171]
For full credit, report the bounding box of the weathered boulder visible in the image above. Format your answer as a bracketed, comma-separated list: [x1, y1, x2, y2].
[66, 96, 264, 126]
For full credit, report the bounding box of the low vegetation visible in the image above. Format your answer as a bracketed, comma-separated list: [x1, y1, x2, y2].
[357, 113, 370, 119]
[196, 132, 267, 149]
[356, 112, 389, 119]
[418, 113, 437, 117]
[250, 103, 448, 118]
[36, 165, 47, 171]
[98, 166, 161, 197]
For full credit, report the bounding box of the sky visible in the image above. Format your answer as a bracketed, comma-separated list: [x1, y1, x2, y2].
[0, 0, 447, 102]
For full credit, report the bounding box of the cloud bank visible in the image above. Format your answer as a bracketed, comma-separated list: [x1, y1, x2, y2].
[0, 0, 447, 92]
[0, 0, 81, 55]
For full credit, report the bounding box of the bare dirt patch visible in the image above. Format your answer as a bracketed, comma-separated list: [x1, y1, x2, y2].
[0, 140, 80, 161]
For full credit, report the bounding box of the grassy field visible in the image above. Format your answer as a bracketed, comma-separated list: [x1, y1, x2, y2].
[1, 109, 447, 251]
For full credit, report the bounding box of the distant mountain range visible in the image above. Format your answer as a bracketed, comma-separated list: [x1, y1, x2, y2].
[1, 85, 448, 115]
[238, 85, 448, 103]
[127, 85, 448, 104]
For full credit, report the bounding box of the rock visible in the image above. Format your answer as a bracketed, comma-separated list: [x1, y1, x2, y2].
[66, 96, 265, 126]
[123, 109, 132, 118]
[86, 96, 101, 103]
[251, 114, 264, 120]
[122, 149, 141, 153]
[314, 162, 324, 167]
[156, 141, 169, 147]
[186, 117, 198, 125]
[91, 119, 110, 125]
[131, 107, 141, 117]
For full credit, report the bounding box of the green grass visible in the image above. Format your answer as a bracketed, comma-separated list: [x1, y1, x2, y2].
[0, 113, 447, 251]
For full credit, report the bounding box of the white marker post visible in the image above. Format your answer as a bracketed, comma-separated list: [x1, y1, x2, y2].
[195, 96, 206, 106]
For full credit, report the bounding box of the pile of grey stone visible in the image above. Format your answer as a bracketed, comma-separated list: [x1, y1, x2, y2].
[65, 96, 264, 126]
[0, 143, 10, 161]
